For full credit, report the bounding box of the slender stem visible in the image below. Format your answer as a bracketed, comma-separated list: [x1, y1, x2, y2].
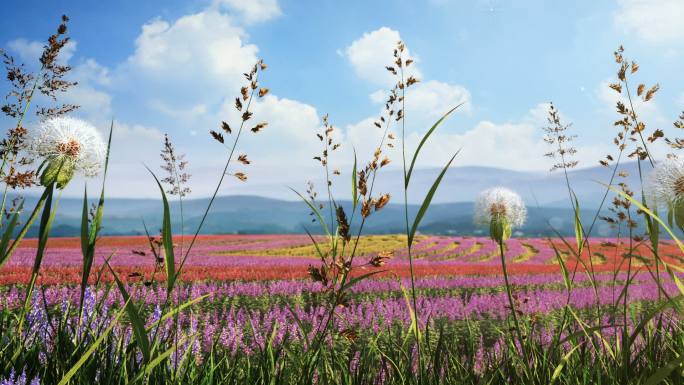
[307, 96, 396, 374]
[627, 223, 633, 377]
[173, 71, 259, 283]
[498, 240, 528, 370]
[399, 59, 423, 380]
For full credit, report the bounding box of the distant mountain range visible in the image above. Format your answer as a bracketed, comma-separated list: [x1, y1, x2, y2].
[12, 162, 648, 237]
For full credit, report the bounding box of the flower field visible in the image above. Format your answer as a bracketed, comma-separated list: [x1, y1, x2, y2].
[2, 234, 682, 286]
[3, 234, 684, 384]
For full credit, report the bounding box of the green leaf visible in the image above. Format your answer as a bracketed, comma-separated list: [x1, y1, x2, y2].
[0, 199, 23, 265]
[134, 335, 189, 383]
[146, 294, 209, 332]
[2, 186, 51, 266]
[398, 279, 421, 343]
[408, 151, 459, 246]
[80, 186, 89, 258]
[340, 270, 386, 292]
[303, 228, 325, 261]
[644, 355, 684, 385]
[551, 243, 572, 291]
[572, 193, 584, 255]
[18, 184, 58, 333]
[105, 260, 151, 362]
[549, 343, 582, 385]
[285, 305, 311, 349]
[80, 123, 113, 315]
[628, 295, 683, 350]
[289, 187, 331, 237]
[147, 167, 176, 293]
[405, 103, 463, 187]
[57, 300, 127, 385]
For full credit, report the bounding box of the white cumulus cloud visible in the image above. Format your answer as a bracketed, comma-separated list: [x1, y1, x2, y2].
[615, 0, 684, 44]
[123, 11, 258, 97]
[344, 27, 422, 87]
[212, 0, 282, 24]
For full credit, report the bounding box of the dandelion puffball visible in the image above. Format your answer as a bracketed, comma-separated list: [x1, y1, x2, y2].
[646, 157, 684, 230]
[474, 187, 526, 242]
[28, 117, 106, 188]
[647, 157, 684, 209]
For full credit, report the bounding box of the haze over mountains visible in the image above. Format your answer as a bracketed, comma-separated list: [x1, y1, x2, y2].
[16, 162, 646, 237]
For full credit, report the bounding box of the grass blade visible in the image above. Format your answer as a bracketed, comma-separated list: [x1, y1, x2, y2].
[2, 187, 51, 266]
[146, 294, 209, 332]
[645, 355, 684, 385]
[405, 103, 463, 187]
[57, 301, 127, 385]
[147, 167, 176, 293]
[290, 187, 331, 237]
[0, 199, 23, 264]
[408, 151, 459, 246]
[105, 260, 151, 362]
[340, 270, 386, 292]
[80, 123, 113, 314]
[549, 343, 583, 385]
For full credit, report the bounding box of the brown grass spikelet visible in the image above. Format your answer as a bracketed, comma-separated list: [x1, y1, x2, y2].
[637, 84, 645, 96]
[644, 84, 659, 101]
[358, 170, 367, 196]
[614, 45, 624, 63]
[233, 172, 247, 182]
[617, 62, 627, 81]
[241, 86, 249, 101]
[237, 154, 250, 165]
[307, 265, 328, 286]
[648, 129, 664, 143]
[336, 206, 350, 242]
[369, 251, 392, 267]
[339, 329, 358, 342]
[234, 97, 243, 111]
[258, 88, 269, 97]
[221, 121, 232, 134]
[374, 193, 390, 211]
[242, 111, 253, 121]
[361, 199, 371, 218]
[4, 169, 35, 189]
[608, 83, 622, 93]
[210, 130, 224, 144]
[251, 122, 267, 133]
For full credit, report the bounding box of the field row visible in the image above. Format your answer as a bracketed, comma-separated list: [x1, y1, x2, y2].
[2, 235, 679, 285]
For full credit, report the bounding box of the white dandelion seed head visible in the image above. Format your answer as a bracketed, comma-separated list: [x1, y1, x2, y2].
[646, 157, 684, 209]
[28, 117, 106, 177]
[474, 187, 527, 228]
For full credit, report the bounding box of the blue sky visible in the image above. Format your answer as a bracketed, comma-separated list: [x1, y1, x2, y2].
[1, 0, 683, 198]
